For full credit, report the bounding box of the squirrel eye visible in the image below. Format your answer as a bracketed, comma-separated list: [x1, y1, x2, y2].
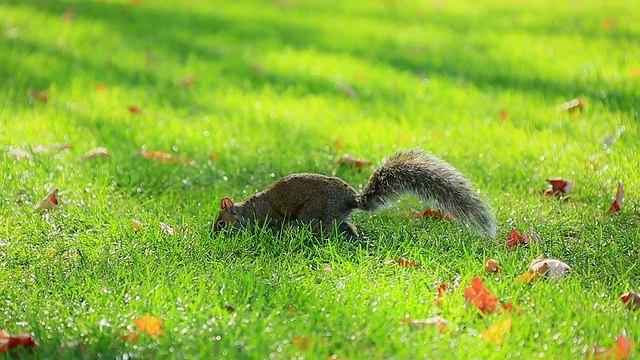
[216, 221, 227, 230]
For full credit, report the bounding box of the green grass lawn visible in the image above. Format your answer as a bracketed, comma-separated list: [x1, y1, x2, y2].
[1, 0, 639, 358]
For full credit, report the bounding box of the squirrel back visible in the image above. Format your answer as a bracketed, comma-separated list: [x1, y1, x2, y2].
[214, 149, 496, 239]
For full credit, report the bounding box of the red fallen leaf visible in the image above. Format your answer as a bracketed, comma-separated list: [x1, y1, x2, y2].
[27, 88, 50, 103]
[397, 257, 418, 267]
[464, 277, 500, 314]
[621, 291, 640, 311]
[402, 316, 449, 332]
[34, 188, 59, 214]
[434, 283, 447, 306]
[128, 105, 143, 114]
[0, 330, 38, 353]
[134, 150, 196, 166]
[591, 333, 635, 359]
[543, 178, 572, 197]
[335, 154, 371, 169]
[499, 109, 508, 120]
[607, 182, 623, 214]
[422, 208, 454, 221]
[506, 228, 525, 249]
[132, 315, 165, 338]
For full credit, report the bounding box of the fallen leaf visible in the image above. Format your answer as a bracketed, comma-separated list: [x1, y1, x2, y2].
[294, 336, 312, 350]
[621, 291, 640, 311]
[135, 150, 196, 166]
[464, 277, 500, 314]
[333, 138, 342, 149]
[335, 154, 371, 169]
[96, 82, 107, 92]
[78, 147, 110, 161]
[543, 178, 572, 197]
[519, 258, 571, 282]
[422, 208, 454, 221]
[591, 333, 635, 359]
[62, 8, 77, 22]
[27, 88, 49, 103]
[174, 76, 196, 88]
[0, 330, 38, 353]
[157, 221, 174, 236]
[128, 105, 143, 114]
[607, 182, 623, 214]
[132, 315, 165, 338]
[34, 188, 59, 214]
[499, 109, 508, 120]
[397, 257, 418, 267]
[402, 316, 449, 332]
[208, 151, 221, 160]
[485, 258, 500, 274]
[119, 332, 139, 342]
[130, 220, 144, 232]
[506, 228, 525, 249]
[481, 317, 512, 346]
[32, 143, 72, 154]
[558, 98, 585, 115]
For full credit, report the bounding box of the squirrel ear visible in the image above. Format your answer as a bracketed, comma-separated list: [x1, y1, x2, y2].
[221, 197, 235, 209]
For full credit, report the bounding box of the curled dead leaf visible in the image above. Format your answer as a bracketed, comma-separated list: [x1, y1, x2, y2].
[79, 147, 110, 161]
[402, 316, 449, 332]
[519, 258, 571, 282]
[607, 182, 623, 214]
[484, 258, 500, 274]
[34, 188, 59, 214]
[335, 154, 371, 169]
[543, 178, 572, 197]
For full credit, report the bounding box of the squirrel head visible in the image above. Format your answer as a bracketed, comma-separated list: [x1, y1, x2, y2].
[214, 197, 242, 231]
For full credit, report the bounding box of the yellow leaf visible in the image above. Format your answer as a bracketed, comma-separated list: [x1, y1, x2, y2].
[481, 317, 512, 346]
[132, 315, 165, 338]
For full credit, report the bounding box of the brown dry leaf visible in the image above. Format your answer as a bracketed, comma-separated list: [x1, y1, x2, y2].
[135, 150, 196, 166]
[402, 316, 449, 332]
[520, 258, 571, 282]
[543, 178, 572, 197]
[157, 221, 174, 236]
[119, 332, 139, 342]
[506, 228, 525, 249]
[78, 147, 110, 162]
[335, 154, 371, 169]
[130, 220, 144, 232]
[0, 330, 38, 353]
[132, 315, 165, 338]
[34, 188, 59, 214]
[621, 291, 640, 311]
[33, 143, 72, 154]
[128, 105, 143, 114]
[481, 317, 512, 346]
[607, 182, 623, 214]
[558, 98, 585, 115]
[485, 258, 500, 274]
[27, 88, 50, 103]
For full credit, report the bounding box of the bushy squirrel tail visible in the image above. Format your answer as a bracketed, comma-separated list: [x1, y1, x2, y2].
[357, 149, 497, 238]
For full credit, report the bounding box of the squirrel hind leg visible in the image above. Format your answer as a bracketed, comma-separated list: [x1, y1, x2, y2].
[334, 221, 359, 240]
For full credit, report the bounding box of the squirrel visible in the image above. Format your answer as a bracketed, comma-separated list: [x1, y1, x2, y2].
[214, 149, 496, 239]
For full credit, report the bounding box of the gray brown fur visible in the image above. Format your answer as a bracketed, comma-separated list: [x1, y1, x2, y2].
[214, 149, 496, 239]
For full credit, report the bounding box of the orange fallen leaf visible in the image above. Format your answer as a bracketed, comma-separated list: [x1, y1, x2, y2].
[132, 315, 165, 338]
[499, 109, 508, 120]
[0, 330, 38, 353]
[607, 182, 623, 214]
[27, 88, 49, 103]
[464, 277, 500, 314]
[485, 258, 500, 274]
[34, 188, 59, 214]
[208, 151, 221, 160]
[397, 257, 418, 267]
[402, 316, 449, 332]
[481, 317, 512, 346]
[78, 147, 110, 161]
[119, 332, 140, 342]
[130, 220, 144, 232]
[591, 333, 635, 359]
[134, 150, 196, 166]
[333, 139, 343, 149]
[335, 154, 371, 169]
[621, 291, 640, 311]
